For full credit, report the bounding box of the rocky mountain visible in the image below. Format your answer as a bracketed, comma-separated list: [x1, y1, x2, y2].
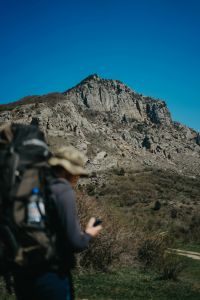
[0, 74, 200, 176]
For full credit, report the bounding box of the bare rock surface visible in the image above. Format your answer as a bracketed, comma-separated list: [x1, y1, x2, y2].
[0, 74, 199, 176]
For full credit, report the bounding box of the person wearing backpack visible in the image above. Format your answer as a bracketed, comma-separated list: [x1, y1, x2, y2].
[13, 145, 102, 300]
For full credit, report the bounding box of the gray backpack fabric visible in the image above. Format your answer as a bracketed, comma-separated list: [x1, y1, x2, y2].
[0, 123, 58, 277]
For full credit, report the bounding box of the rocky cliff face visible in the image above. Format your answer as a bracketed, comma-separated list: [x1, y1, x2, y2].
[0, 74, 199, 175]
[65, 74, 172, 125]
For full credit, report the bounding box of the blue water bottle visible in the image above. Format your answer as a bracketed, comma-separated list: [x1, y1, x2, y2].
[27, 187, 45, 225]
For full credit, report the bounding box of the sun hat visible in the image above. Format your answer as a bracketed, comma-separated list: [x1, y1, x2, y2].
[48, 146, 88, 176]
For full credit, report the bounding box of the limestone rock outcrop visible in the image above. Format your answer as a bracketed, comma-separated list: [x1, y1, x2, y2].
[0, 74, 199, 176]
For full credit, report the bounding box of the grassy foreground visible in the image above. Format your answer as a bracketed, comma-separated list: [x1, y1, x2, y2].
[1, 256, 199, 300]
[74, 258, 200, 300]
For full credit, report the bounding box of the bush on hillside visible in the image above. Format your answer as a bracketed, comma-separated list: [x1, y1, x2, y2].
[138, 232, 171, 267]
[76, 192, 140, 271]
[138, 232, 183, 280]
[157, 253, 184, 280]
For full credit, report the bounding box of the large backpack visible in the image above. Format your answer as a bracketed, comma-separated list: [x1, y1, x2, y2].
[0, 123, 58, 278]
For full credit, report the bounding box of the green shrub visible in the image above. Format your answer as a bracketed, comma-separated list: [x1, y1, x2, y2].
[138, 232, 173, 267]
[138, 233, 184, 280]
[157, 253, 184, 280]
[86, 183, 96, 196]
[153, 200, 161, 211]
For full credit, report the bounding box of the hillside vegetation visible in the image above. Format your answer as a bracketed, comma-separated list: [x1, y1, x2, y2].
[84, 168, 200, 244]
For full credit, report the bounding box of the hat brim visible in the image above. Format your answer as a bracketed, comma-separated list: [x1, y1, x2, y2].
[48, 157, 88, 176]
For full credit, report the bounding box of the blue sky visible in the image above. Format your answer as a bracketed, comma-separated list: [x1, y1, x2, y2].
[0, 0, 200, 131]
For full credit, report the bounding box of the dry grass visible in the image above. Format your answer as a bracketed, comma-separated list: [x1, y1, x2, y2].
[76, 191, 142, 271]
[83, 168, 200, 243]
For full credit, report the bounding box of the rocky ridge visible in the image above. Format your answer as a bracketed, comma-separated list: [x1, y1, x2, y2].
[0, 74, 199, 175]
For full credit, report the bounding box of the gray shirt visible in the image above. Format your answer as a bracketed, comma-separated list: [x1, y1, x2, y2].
[50, 178, 91, 252]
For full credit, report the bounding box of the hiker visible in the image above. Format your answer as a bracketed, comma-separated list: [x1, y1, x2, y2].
[13, 145, 102, 300]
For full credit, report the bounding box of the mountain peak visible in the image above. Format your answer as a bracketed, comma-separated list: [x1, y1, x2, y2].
[64, 74, 172, 126]
[0, 75, 199, 176]
[82, 74, 100, 81]
[77, 74, 125, 88]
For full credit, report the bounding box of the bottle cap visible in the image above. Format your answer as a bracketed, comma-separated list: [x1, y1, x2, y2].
[32, 187, 40, 194]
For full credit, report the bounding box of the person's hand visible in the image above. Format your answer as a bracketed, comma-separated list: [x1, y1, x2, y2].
[85, 217, 102, 237]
